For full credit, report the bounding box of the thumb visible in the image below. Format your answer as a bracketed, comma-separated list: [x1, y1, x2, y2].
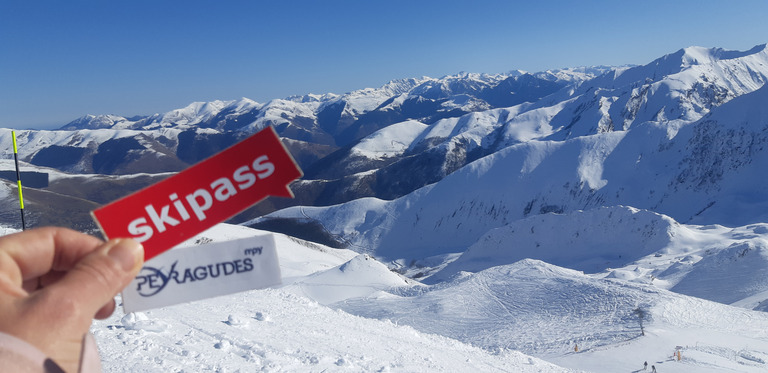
[38, 239, 144, 320]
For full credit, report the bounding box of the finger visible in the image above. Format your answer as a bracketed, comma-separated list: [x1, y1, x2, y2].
[37, 270, 66, 288]
[0, 227, 103, 283]
[31, 239, 143, 321]
[95, 299, 116, 320]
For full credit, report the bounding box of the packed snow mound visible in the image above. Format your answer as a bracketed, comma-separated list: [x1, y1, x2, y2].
[283, 254, 411, 305]
[431, 206, 681, 281]
[120, 312, 171, 332]
[671, 238, 768, 307]
[339, 259, 768, 372]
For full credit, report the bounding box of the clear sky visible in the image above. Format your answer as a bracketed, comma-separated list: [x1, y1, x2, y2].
[1, 0, 766, 130]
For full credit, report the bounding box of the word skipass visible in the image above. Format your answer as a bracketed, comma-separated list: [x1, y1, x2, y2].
[92, 126, 302, 260]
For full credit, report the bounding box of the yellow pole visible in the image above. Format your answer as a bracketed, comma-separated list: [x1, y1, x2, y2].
[12, 131, 26, 230]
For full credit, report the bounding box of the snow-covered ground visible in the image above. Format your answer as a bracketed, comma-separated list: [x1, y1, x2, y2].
[80, 221, 768, 372]
[92, 224, 568, 372]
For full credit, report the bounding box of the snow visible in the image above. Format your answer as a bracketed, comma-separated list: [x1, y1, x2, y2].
[339, 259, 768, 373]
[430, 206, 680, 281]
[340, 86, 407, 116]
[97, 289, 567, 372]
[253, 99, 319, 128]
[350, 120, 428, 159]
[499, 100, 570, 144]
[267, 46, 768, 264]
[412, 109, 509, 151]
[0, 127, 185, 163]
[282, 253, 411, 305]
[154, 100, 232, 127]
[531, 66, 617, 85]
[92, 224, 567, 372]
[80, 213, 768, 372]
[5, 43, 768, 372]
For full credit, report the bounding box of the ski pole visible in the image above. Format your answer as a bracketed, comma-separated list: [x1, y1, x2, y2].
[12, 131, 26, 230]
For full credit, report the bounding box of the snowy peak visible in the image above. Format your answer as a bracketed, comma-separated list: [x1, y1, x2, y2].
[549, 43, 768, 139]
[376, 76, 432, 96]
[267, 43, 768, 276]
[615, 43, 768, 89]
[678, 43, 768, 67]
[532, 66, 616, 84]
[285, 93, 340, 103]
[283, 254, 409, 305]
[409, 72, 505, 98]
[59, 98, 262, 131]
[487, 257, 587, 280]
[156, 100, 233, 125]
[60, 114, 139, 130]
[141, 98, 262, 130]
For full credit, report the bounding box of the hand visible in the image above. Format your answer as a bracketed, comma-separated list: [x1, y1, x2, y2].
[0, 227, 144, 371]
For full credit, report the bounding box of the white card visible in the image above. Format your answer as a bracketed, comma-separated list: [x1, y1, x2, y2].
[122, 234, 282, 313]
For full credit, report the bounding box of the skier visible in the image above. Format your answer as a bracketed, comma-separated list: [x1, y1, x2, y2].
[644, 361, 648, 370]
[651, 365, 657, 373]
[0, 227, 144, 372]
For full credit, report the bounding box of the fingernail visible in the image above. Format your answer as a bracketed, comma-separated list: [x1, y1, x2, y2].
[106, 239, 144, 272]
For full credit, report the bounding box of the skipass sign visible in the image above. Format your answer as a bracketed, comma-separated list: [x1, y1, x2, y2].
[91, 126, 303, 261]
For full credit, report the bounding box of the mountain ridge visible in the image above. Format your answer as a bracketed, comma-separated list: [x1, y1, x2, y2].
[250, 43, 768, 286]
[3, 43, 768, 250]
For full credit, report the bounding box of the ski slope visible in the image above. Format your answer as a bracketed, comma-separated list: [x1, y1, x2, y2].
[340, 259, 768, 372]
[91, 224, 567, 372]
[79, 222, 768, 372]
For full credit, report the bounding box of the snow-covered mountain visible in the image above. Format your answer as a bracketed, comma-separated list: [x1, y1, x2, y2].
[0, 66, 610, 230]
[2, 44, 766, 235]
[0, 69, 592, 215]
[55, 70, 585, 143]
[288, 44, 768, 211]
[2, 43, 768, 372]
[257, 43, 768, 259]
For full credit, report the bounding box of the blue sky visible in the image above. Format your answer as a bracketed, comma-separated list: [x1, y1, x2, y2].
[1, 0, 766, 129]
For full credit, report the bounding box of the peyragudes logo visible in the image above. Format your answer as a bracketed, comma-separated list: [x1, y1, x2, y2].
[134, 246, 263, 297]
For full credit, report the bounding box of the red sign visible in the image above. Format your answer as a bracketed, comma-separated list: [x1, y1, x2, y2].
[92, 126, 302, 260]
